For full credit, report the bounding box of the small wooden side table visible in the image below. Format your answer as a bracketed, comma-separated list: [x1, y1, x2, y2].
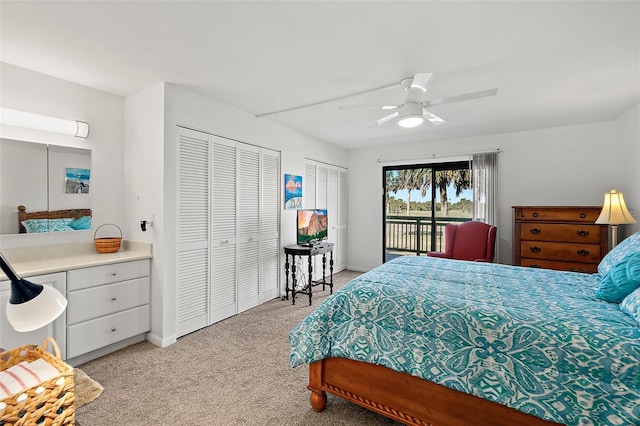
[284, 242, 334, 305]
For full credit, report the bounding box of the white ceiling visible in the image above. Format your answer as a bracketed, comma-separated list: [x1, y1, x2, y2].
[1, 1, 638, 150]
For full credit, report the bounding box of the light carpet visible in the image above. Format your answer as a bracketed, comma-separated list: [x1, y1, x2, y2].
[75, 270, 401, 425]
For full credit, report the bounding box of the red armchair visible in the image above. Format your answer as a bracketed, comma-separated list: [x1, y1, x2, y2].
[427, 221, 497, 262]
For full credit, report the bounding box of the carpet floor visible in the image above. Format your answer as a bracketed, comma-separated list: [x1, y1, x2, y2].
[76, 270, 401, 425]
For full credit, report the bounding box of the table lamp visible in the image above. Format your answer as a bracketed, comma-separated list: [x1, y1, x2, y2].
[0, 251, 67, 332]
[595, 189, 637, 249]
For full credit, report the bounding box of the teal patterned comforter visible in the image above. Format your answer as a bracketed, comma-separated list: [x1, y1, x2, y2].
[289, 256, 640, 425]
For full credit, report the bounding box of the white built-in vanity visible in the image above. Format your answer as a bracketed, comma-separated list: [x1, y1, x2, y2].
[0, 241, 152, 366]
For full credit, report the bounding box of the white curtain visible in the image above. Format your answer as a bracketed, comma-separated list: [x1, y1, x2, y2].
[472, 152, 498, 226]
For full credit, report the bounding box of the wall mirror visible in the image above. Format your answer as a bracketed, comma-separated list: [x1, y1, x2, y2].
[0, 138, 92, 235]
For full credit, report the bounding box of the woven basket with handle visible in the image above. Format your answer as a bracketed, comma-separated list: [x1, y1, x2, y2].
[0, 337, 75, 425]
[94, 223, 122, 254]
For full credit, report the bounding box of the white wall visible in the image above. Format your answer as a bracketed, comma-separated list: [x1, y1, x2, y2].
[346, 120, 620, 271]
[614, 102, 640, 238]
[0, 63, 125, 249]
[125, 83, 348, 347]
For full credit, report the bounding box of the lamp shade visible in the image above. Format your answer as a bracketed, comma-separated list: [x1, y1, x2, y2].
[0, 252, 67, 332]
[595, 190, 637, 225]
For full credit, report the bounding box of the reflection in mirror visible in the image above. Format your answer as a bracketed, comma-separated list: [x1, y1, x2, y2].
[0, 138, 91, 235]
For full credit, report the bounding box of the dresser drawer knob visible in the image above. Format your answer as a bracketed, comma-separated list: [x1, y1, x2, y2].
[579, 213, 587, 219]
[532, 212, 539, 218]
[111, 297, 117, 301]
[577, 249, 590, 256]
[530, 246, 541, 253]
[530, 264, 541, 268]
[530, 228, 541, 234]
[111, 327, 117, 332]
[576, 230, 590, 237]
[111, 272, 117, 276]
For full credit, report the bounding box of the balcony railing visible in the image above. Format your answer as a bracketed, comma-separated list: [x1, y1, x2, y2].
[385, 215, 470, 257]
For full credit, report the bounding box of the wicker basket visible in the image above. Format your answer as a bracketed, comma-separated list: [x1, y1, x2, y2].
[94, 223, 122, 254]
[0, 337, 75, 425]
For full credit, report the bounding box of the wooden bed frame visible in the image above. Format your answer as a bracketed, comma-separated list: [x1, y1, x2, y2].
[308, 357, 559, 426]
[18, 205, 92, 234]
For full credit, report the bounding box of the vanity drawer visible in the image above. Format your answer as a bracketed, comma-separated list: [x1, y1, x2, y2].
[66, 305, 150, 359]
[66, 277, 150, 325]
[68, 259, 150, 290]
[520, 223, 601, 244]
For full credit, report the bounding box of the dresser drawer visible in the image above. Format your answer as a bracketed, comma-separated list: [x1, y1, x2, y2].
[521, 241, 601, 263]
[520, 223, 601, 244]
[68, 259, 150, 290]
[520, 258, 598, 273]
[516, 207, 601, 223]
[67, 305, 150, 359]
[67, 277, 150, 325]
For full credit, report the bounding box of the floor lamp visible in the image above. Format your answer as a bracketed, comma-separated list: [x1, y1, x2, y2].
[595, 190, 637, 249]
[0, 252, 67, 332]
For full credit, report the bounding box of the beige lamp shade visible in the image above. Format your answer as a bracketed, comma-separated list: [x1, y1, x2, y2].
[595, 190, 637, 225]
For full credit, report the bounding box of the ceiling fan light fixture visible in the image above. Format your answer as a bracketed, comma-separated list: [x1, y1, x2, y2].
[397, 102, 424, 128]
[398, 115, 424, 128]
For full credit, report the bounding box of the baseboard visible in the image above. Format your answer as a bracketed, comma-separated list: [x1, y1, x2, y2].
[146, 331, 176, 348]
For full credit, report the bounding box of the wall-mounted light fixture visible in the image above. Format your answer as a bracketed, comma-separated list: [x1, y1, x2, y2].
[0, 107, 90, 138]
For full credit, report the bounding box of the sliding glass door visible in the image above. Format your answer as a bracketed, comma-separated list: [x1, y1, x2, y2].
[383, 161, 472, 263]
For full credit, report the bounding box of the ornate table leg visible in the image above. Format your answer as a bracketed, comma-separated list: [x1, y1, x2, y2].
[308, 254, 313, 305]
[321, 253, 327, 291]
[329, 250, 334, 294]
[284, 253, 290, 300]
[291, 258, 297, 305]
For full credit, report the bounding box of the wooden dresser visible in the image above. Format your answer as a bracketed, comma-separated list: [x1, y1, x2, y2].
[513, 206, 608, 273]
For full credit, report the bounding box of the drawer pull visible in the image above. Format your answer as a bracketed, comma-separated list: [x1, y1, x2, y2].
[529, 228, 541, 235]
[111, 272, 117, 276]
[579, 213, 587, 219]
[530, 246, 541, 253]
[532, 212, 539, 218]
[576, 230, 590, 237]
[577, 249, 590, 256]
[111, 297, 117, 301]
[111, 327, 117, 332]
[530, 264, 541, 268]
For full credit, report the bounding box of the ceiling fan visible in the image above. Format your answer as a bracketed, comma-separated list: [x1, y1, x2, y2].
[339, 73, 498, 128]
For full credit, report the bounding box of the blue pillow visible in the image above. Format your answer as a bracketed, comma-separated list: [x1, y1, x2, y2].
[596, 252, 640, 303]
[49, 218, 75, 232]
[69, 215, 92, 230]
[21, 219, 50, 233]
[620, 287, 640, 325]
[598, 232, 640, 275]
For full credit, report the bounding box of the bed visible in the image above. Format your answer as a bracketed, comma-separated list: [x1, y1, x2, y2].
[18, 205, 92, 233]
[289, 234, 640, 425]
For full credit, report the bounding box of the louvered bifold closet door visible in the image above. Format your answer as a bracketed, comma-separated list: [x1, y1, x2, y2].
[304, 162, 316, 209]
[316, 165, 328, 209]
[237, 143, 261, 313]
[336, 169, 348, 272]
[177, 128, 210, 337]
[210, 136, 238, 324]
[260, 149, 280, 302]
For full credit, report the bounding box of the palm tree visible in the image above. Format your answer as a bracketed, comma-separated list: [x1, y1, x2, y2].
[434, 169, 471, 217]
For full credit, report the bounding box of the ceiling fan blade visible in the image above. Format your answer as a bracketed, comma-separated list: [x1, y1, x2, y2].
[423, 109, 446, 126]
[338, 105, 400, 111]
[405, 73, 434, 103]
[422, 88, 498, 108]
[367, 111, 399, 128]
